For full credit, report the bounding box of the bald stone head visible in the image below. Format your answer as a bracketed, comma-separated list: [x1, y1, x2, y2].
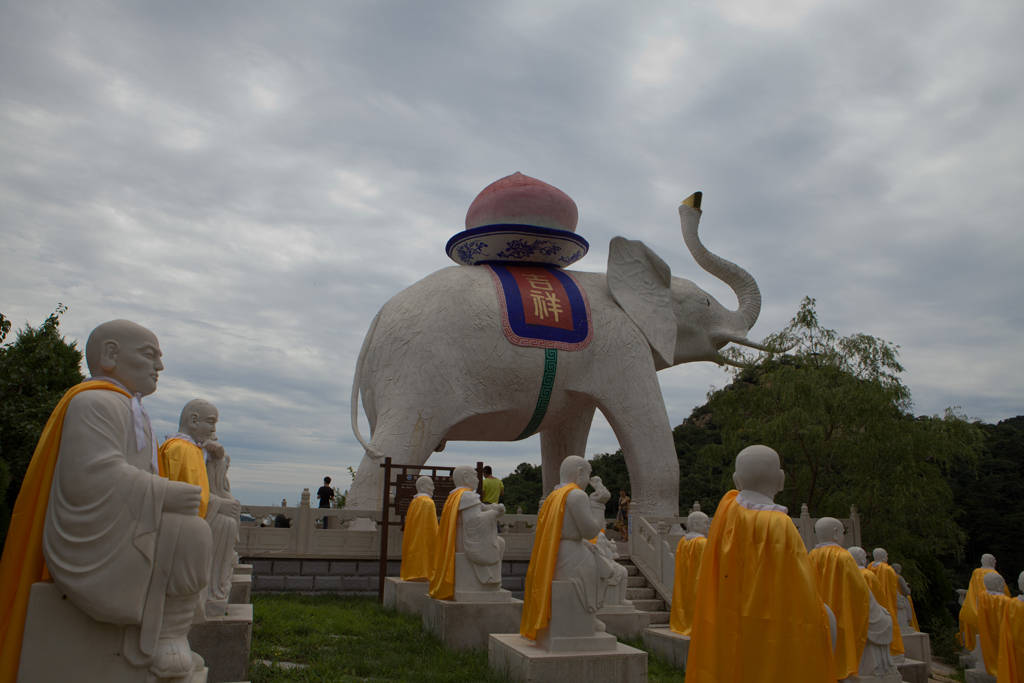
[892, 563, 903, 575]
[814, 517, 844, 546]
[983, 571, 1006, 594]
[1018, 570, 1024, 595]
[872, 547, 888, 564]
[981, 553, 996, 569]
[733, 445, 785, 499]
[416, 475, 434, 496]
[85, 320, 163, 396]
[559, 455, 591, 489]
[453, 465, 478, 490]
[686, 511, 710, 537]
[179, 399, 218, 444]
[848, 546, 868, 568]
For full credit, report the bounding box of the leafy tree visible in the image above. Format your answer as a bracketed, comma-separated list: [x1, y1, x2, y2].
[690, 297, 983, 635]
[0, 305, 84, 547]
[501, 462, 543, 514]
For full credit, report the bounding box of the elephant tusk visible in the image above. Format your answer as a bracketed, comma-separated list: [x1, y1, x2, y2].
[718, 333, 795, 354]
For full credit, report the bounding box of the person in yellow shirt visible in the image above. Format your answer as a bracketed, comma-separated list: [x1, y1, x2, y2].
[158, 399, 240, 617]
[686, 445, 834, 683]
[481, 465, 503, 504]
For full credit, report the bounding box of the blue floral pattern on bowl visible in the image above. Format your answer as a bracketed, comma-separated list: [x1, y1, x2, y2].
[446, 224, 588, 268]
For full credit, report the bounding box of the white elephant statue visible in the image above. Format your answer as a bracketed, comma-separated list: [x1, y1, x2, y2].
[347, 192, 775, 518]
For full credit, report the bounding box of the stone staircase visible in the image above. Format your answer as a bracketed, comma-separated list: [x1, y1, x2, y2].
[619, 557, 669, 626]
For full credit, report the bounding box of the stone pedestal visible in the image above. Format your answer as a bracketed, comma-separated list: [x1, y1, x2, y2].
[422, 597, 523, 651]
[233, 562, 253, 576]
[896, 657, 928, 683]
[489, 633, 647, 683]
[595, 605, 650, 640]
[536, 580, 617, 652]
[641, 626, 690, 670]
[229, 573, 252, 604]
[901, 631, 931, 666]
[454, 553, 506, 602]
[188, 603, 253, 683]
[964, 669, 997, 683]
[382, 577, 429, 615]
[18, 582, 208, 682]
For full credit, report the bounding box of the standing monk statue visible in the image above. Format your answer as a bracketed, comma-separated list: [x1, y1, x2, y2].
[0, 320, 212, 682]
[158, 399, 241, 617]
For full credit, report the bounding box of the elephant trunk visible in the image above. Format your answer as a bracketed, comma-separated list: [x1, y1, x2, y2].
[678, 200, 761, 332]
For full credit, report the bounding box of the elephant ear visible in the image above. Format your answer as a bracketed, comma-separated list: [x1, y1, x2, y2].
[607, 237, 676, 368]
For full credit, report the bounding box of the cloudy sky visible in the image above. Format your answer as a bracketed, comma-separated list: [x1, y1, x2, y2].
[3, 1, 1022, 507]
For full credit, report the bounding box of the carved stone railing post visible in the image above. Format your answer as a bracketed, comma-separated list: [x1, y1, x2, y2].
[296, 488, 312, 555]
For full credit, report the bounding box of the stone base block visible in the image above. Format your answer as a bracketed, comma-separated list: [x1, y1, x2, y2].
[489, 633, 647, 683]
[901, 631, 931, 666]
[382, 577, 429, 616]
[965, 668, 997, 683]
[595, 608, 651, 640]
[843, 673, 902, 682]
[229, 573, 252, 604]
[896, 657, 928, 683]
[233, 563, 253, 577]
[641, 626, 690, 670]
[422, 597, 523, 651]
[188, 603, 253, 683]
[18, 582, 207, 682]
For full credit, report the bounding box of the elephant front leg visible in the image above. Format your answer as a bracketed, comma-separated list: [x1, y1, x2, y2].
[596, 388, 680, 519]
[540, 404, 596, 498]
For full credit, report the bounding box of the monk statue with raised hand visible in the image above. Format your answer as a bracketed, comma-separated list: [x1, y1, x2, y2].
[429, 465, 506, 601]
[0, 320, 212, 682]
[811, 520, 899, 682]
[520, 455, 616, 650]
[686, 444, 834, 683]
[960, 553, 1008, 652]
[868, 548, 906, 659]
[669, 510, 709, 636]
[158, 399, 241, 617]
[400, 476, 439, 582]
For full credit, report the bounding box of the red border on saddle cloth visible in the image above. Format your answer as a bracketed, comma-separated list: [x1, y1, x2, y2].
[486, 264, 592, 351]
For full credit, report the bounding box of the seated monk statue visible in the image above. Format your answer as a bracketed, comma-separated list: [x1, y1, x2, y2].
[158, 399, 241, 617]
[847, 546, 900, 679]
[869, 548, 906, 659]
[960, 553, 1008, 653]
[428, 465, 505, 600]
[686, 444, 834, 683]
[669, 510, 709, 636]
[520, 455, 614, 648]
[891, 563, 920, 632]
[400, 476, 438, 582]
[997, 570, 1024, 683]
[976, 571, 1013, 677]
[0, 320, 212, 682]
[593, 529, 630, 609]
[810, 519, 899, 681]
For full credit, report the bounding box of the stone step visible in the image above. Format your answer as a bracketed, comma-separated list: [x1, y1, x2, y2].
[630, 598, 665, 612]
[626, 576, 646, 587]
[626, 587, 656, 600]
[647, 610, 670, 625]
[625, 565, 639, 576]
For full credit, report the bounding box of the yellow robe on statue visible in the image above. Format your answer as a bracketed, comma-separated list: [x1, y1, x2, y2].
[400, 494, 438, 582]
[428, 487, 468, 600]
[870, 561, 906, 655]
[669, 535, 706, 636]
[978, 591, 1013, 677]
[809, 543, 871, 681]
[686, 490, 834, 683]
[0, 380, 129, 683]
[520, 483, 578, 640]
[961, 568, 1009, 647]
[157, 437, 210, 518]
[997, 597, 1024, 683]
[908, 594, 921, 631]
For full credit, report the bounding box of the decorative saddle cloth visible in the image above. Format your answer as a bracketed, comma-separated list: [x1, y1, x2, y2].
[486, 264, 592, 351]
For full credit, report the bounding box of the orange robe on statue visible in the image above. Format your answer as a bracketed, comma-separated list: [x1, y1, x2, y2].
[686, 490, 834, 683]
[997, 597, 1024, 683]
[157, 437, 210, 517]
[669, 535, 706, 636]
[400, 494, 438, 582]
[977, 591, 1013, 677]
[0, 380, 130, 683]
[520, 483, 578, 640]
[870, 561, 906, 656]
[961, 568, 1009, 648]
[809, 543, 871, 681]
[428, 487, 468, 600]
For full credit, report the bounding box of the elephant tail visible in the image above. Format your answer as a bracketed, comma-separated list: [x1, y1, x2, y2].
[678, 193, 762, 332]
[350, 310, 383, 459]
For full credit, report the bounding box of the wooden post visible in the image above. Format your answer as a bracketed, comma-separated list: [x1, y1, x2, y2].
[378, 457, 393, 602]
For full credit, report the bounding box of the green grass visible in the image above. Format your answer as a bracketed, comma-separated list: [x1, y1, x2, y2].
[250, 594, 690, 682]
